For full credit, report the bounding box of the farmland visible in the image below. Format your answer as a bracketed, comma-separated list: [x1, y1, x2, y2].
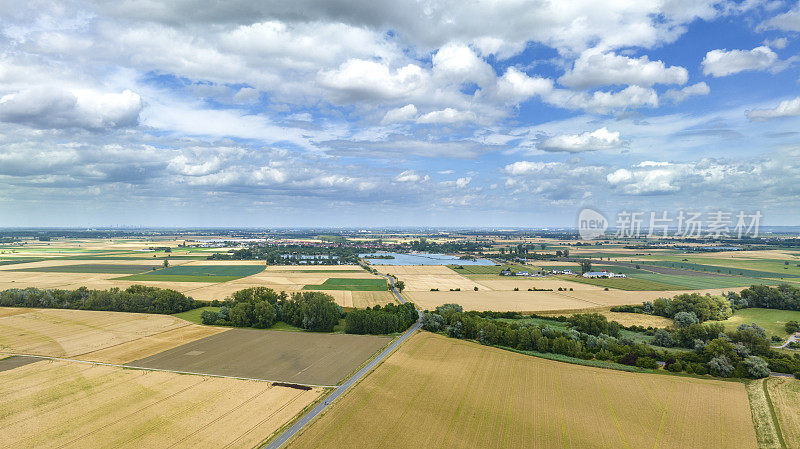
[710, 308, 800, 338]
[0, 359, 322, 449]
[118, 264, 266, 283]
[129, 328, 391, 385]
[0, 307, 224, 363]
[286, 332, 757, 448]
[302, 278, 387, 291]
[766, 377, 800, 448]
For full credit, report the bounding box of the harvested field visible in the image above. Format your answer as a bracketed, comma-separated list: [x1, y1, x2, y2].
[0, 359, 322, 449]
[0, 308, 217, 360]
[287, 332, 757, 449]
[472, 278, 604, 291]
[8, 263, 159, 274]
[263, 265, 364, 272]
[766, 376, 800, 448]
[351, 291, 397, 308]
[405, 287, 745, 312]
[80, 325, 227, 364]
[129, 328, 391, 385]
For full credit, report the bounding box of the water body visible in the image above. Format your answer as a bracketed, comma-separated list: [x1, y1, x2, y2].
[359, 251, 495, 266]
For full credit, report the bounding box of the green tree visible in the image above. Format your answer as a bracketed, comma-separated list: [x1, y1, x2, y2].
[580, 260, 592, 274]
[253, 301, 277, 328]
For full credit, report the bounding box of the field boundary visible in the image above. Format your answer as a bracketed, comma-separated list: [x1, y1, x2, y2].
[763, 378, 787, 449]
[0, 352, 337, 388]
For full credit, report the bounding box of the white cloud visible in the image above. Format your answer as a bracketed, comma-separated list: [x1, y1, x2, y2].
[701, 46, 778, 77]
[495, 67, 553, 103]
[232, 87, 259, 103]
[504, 161, 564, 175]
[546, 85, 659, 114]
[558, 51, 688, 88]
[606, 167, 679, 194]
[758, 3, 800, 32]
[432, 43, 495, 87]
[416, 108, 477, 124]
[395, 170, 428, 182]
[539, 127, 624, 152]
[456, 176, 472, 188]
[746, 97, 800, 121]
[663, 82, 710, 103]
[317, 59, 428, 101]
[381, 104, 418, 124]
[0, 87, 142, 130]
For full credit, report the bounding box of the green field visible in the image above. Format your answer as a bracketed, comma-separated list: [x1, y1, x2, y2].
[638, 260, 800, 279]
[628, 273, 778, 289]
[709, 308, 800, 338]
[116, 264, 265, 283]
[303, 278, 387, 291]
[172, 306, 221, 324]
[9, 264, 158, 274]
[559, 275, 681, 291]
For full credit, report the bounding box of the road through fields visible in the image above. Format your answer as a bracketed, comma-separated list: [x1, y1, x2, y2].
[263, 269, 419, 449]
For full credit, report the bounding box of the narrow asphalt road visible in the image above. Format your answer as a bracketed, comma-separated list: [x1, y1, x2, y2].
[263, 269, 419, 449]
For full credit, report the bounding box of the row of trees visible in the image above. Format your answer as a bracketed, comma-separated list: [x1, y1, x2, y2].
[201, 287, 342, 332]
[612, 292, 733, 322]
[0, 285, 198, 314]
[611, 285, 800, 328]
[344, 303, 418, 334]
[731, 284, 800, 310]
[200, 287, 418, 335]
[421, 304, 796, 378]
[207, 244, 363, 264]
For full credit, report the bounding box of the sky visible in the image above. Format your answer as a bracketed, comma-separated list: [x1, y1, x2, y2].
[0, 0, 799, 228]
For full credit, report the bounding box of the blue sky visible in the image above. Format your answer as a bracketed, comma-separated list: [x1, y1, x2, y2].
[0, 0, 798, 227]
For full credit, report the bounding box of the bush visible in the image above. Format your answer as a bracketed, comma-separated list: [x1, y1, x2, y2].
[673, 311, 699, 328]
[785, 320, 800, 334]
[708, 355, 735, 377]
[666, 361, 683, 372]
[635, 357, 659, 369]
[200, 310, 218, 325]
[742, 356, 770, 379]
[652, 329, 676, 347]
[421, 312, 445, 332]
[567, 313, 621, 337]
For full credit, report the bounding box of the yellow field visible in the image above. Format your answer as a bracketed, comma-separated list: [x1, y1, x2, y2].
[406, 287, 745, 312]
[0, 308, 222, 361]
[766, 377, 800, 448]
[0, 359, 322, 449]
[287, 332, 757, 448]
[594, 311, 675, 328]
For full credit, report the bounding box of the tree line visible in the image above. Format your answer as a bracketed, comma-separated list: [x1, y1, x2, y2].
[0, 285, 198, 315]
[201, 287, 342, 332]
[421, 303, 797, 379]
[344, 302, 417, 334]
[201, 286, 418, 335]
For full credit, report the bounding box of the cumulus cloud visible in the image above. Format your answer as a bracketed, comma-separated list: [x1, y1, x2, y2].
[606, 167, 679, 194]
[232, 87, 259, 103]
[701, 46, 778, 77]
[539, 127, 624, 152]
[394, 170, 429, 183]
[504, 161, 564, 175]
[495, 67, 553, 103]
[0, 88, 142, 130]
[317, 59, 427, 101]
[747, 97, 800, 121]
[663, 82, 710, 103]
[558, 51, 688, 88]
[547, 85, 659, 114]
[381, 104, 418, 124]
[416, 108, 477, 124]
[758, 3, 800, 32]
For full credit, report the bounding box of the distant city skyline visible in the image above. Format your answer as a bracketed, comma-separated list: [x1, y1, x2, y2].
[1, 1, 798, 227]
